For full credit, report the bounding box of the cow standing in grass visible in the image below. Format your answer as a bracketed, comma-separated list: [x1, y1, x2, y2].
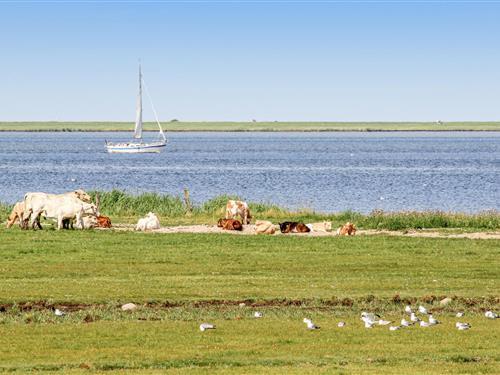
[225, 200, 252, 225]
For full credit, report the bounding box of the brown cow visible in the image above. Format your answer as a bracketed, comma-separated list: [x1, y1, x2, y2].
[279, 221, 310, 234]
[97, 215, 112, 228]
[225, 200, 252, 224]
[217, 218, 243, 231]
[337, 222, 357, 236]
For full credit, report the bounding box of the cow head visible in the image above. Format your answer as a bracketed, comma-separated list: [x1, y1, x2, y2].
[73, 189, 92, 203]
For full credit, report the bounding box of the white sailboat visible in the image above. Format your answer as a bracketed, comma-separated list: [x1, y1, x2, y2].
[105, 64, 167, 153]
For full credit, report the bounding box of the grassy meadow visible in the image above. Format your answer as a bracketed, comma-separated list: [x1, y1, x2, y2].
[0, 225, 499, 373]
[1, 121, 500, 132]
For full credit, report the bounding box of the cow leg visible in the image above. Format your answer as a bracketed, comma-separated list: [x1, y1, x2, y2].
[36, 216, 43, 230]
[57, 215, 63, 230]
[30, 211, 41, 230]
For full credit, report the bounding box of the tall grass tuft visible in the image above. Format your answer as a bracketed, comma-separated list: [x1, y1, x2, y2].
[0, 202, 12, 223]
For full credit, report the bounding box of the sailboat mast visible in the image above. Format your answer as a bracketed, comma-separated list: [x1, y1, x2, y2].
[133, 63, 143, 140]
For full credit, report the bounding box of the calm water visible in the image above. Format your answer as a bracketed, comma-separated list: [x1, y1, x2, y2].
[0, 131, 498, 213]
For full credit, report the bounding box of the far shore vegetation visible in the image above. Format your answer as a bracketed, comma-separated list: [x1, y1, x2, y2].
[1, 190, 498, 230]
[1, 121, 500, 132]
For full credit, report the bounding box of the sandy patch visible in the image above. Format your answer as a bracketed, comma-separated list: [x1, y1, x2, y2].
[111, 224, 500, 239]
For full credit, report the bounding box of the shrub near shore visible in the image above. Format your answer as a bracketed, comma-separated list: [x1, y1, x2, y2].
[1, 190, 498, 230]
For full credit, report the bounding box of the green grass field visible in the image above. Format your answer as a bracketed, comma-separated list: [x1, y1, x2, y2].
[0, 227, 498, 373]
[1, 121, 500, 132]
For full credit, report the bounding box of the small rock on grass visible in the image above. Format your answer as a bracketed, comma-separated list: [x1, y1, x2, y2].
[121, 303, 137, 311]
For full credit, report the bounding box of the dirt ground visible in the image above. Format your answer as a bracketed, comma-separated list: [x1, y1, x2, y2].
[111, 224, 500, 240]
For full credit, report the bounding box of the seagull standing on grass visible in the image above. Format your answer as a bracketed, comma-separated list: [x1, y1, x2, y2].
[405, 305, 413, 314]
[199, 323, 216, 332]
[410, 312, 420, 322]
[418, 305, 428, 315]
[337, 321, 346, 327]
[485, 311, 498, 319]
[456, 322, 471, 330]
[389, 326, 401, 331]
[428, 315, 439, 325]
[419, 321, 431, 327]
[456, 312, 464, 318]
[54, 309, 65, 317]
[254, 311, 263, 318]
[401, 318, 414, 327]
[303, 318, 320, 330]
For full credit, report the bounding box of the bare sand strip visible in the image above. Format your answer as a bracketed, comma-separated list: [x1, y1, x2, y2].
[111, 224, 500, 239]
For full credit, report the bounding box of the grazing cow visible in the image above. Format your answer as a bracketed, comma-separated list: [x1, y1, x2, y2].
[225, 200, 252, 225]
[96, 215, 112, 228]
[337, 222, 357, 236]
[6, 201, 25, 228]
[23, 190, 93, 229]
[6, 201, 43, 229]
[305, 221, 332, 233]
[254, 220, 276, 234]
[48, 199, 97, 230]
[217, 218, 243, 231]
[279, 221, 311, 234]
[136, 212, 160, 231]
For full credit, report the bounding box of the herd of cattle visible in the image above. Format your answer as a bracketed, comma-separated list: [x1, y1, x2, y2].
[6, 189, 111, 230]
[5, 194, 356, 236]
[219, 200, 357, 235]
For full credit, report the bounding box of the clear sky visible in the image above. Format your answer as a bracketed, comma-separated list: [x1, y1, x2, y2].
[1, 1, 499, 122]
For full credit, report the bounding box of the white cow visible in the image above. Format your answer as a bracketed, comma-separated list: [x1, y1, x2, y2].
[135, 212, 161, 231]
[23, 190, 92, 229]
[24, 191, 96, 230]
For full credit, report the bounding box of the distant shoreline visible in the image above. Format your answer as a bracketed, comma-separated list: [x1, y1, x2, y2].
[1, 121, 500, 132]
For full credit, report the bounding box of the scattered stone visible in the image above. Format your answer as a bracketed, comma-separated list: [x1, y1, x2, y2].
[121, 303, 137, 311]
[440, 297, 452, 306]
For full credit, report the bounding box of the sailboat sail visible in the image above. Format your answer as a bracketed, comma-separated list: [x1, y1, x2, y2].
[134, 65, 143, 139]
[105, 62, 166, 154]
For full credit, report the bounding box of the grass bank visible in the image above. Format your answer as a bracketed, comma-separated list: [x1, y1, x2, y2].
[1, 121, 500, 132]
[1, 190, 498, 230]
[0, 230, 498, 302]
[0, 229, 498, 373]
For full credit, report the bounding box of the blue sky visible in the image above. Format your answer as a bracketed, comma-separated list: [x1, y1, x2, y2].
[1, 1, 499, 121]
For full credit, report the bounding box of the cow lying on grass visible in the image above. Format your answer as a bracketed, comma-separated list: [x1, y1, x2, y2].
[279, 221, 310, 234]
[225, 200, 252, 225]
[337, 222, 357, 236]
[306, 221, 332, 233]
[136, 212, 160, 231]
[254, 220, 275, 234]
[217, 218, 243, 231]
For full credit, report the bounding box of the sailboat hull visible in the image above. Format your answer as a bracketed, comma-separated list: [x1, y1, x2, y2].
[105, 141, 166, 154]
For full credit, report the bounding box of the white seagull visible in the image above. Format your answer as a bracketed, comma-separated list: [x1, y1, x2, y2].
[54, 308, 65, 317]
[337, 321, 346, 328]
[389, 326, 401, 331]
[404, 305, 413, 314]
[419, 320, 431, 327]
[401, 318, 414, 327]
[456, 312, 464, 318]
[361, 312, 380, 321]
[485, 311, 498, 319]
[254, 311, 263, 318]
[418, 305, 428, 315]
[410, 312, 420, 322]
[428, 315, 439, 325]
[456, 322, 471, 330]
[361, 316, 375, 328]
[377, 319, 392, 326]
[303, 318, 320, 330]
[199, 323, 216, 332]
